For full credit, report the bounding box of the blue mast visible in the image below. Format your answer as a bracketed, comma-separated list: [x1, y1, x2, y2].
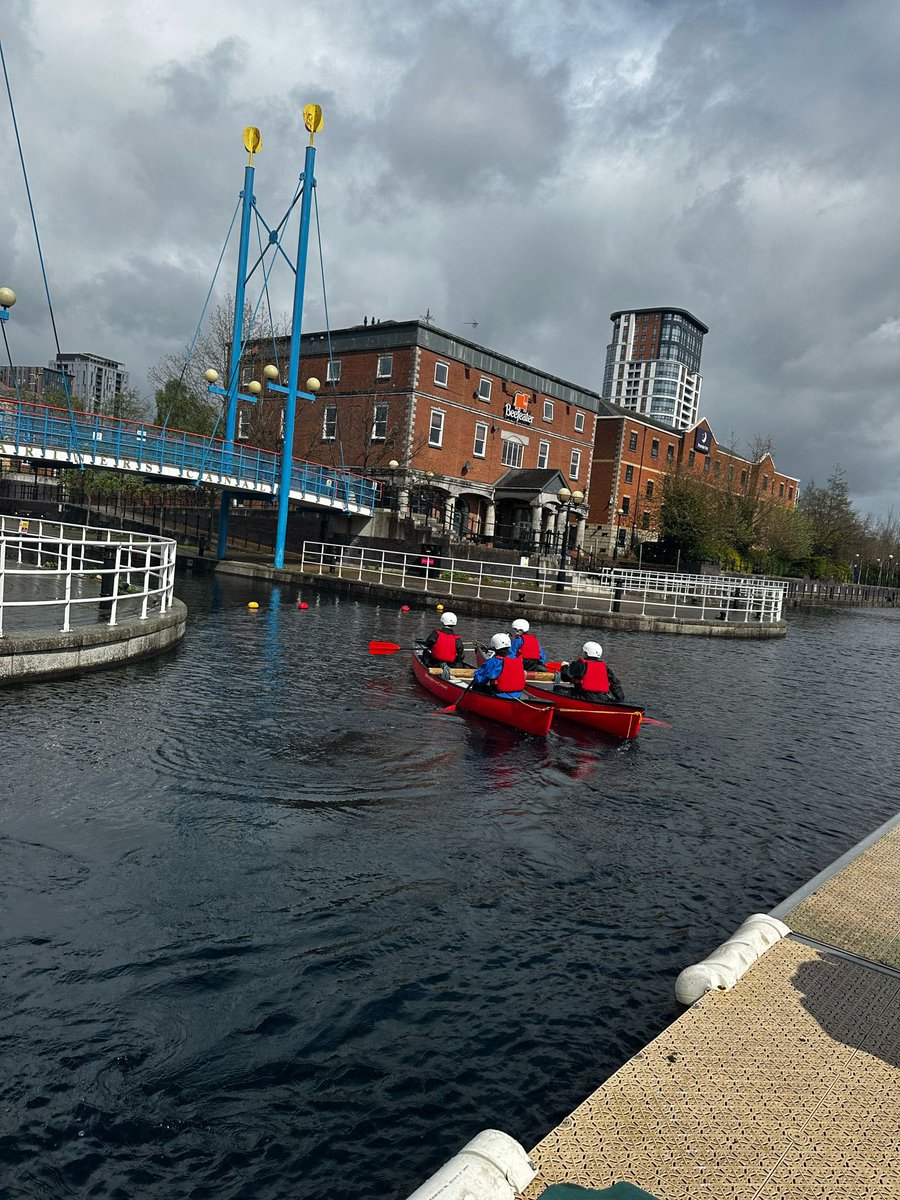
[216, 128, 259, 560]
[273, 106, 322, 569]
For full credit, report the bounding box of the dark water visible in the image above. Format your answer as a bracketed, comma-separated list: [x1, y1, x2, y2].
[2, 574, 898, 1200]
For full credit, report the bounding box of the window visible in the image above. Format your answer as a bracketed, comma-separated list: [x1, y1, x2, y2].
[434, 361, 449, 388]
[501, 438, 524, 468]
[703, 456, 710, 473]
[574, 411, 585, 433]
[477, 377, 492, 402]
[237, 410, 249, 440]
[473, 421, 488, 458]
[371, 402, 388, 441]
[666, 444, 674, 462]
[327, 359, 342, 383]
[688, 450, 695, 466]
[741, 469, 747, 486]
[322, 405, 337, 440]
[569, 449, 581, 480]
[779, 482, 785, 497]
[645, 480, 654, 498]
[628, 431, 638, 452]
[537, 440, 550, 469]
[650, 438, 659, 459]
[624, 465, 634, 484]
[762, 474, 769, 491]
[429, 408, 445, 447]
[727, 465, 734, 483]
[376, 354, 393, 379]
[543, 400, 554, 422]
[641, 510, 651, 530]
[788, 486, 794, 501]
[713, 460, 720, 476]
[621, 496, 631, 515]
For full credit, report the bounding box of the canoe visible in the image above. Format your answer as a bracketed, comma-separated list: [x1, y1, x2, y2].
[474, 647, 643, 739]
[523, 683, 644, 739]
[410, 651, 554, 736]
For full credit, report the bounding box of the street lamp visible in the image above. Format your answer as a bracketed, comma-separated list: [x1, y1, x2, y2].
[556, 486, 585, 577]
[387, 459, 400, 515]
[876, 557, 883, 587]
[612, 507, 624, 560]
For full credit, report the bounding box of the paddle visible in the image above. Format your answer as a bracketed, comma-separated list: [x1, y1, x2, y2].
[369, 640, 402, 654]
[437, 680, 476, 714]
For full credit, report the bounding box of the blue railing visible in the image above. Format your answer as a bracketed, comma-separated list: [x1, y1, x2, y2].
[0, 400, 377, 513]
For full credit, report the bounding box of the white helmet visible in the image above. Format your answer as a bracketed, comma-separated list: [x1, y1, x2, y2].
[440, 612, 458, 627]
[582, 641, 603, 659]
[511, 619, 529, 633]
[490, 632, 511, 651]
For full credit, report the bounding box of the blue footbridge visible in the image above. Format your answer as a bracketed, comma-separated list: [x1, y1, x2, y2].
[1, 400, 379, 518]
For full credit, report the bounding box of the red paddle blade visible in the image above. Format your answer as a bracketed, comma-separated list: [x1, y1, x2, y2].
[642, 716, 671, 728]
[369, 641, 401, 654]
[545, 661, 562, 671]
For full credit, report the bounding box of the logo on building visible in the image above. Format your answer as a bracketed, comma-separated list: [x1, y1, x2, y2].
[693, 427, 711, 454]
[504, 402, 534, 425]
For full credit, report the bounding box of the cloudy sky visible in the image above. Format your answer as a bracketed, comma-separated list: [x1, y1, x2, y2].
[2, 0, 899, 515]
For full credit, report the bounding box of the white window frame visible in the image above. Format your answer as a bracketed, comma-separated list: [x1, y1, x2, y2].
[322, 405, 337, 441]
[501, 437, 524, 469]
[477, 377, 492, 402]
[434, 361, 449, 388]
[569, 448, 581, 480]
[473, 421, 488, 459]
[327, 359, 342, 383]
[371, 402, 388, 441]
[376, 354, 393, 379]
[574, 410, 585, 433]
[237, 410, 249, 441]
[542, 399, 554, 422]
[537, 440, 550, 469]
[428, 408, 445, 448]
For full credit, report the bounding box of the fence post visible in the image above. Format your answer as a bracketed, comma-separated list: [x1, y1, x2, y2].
[0, 540, 6, 637]
[62, 541, 74, 632]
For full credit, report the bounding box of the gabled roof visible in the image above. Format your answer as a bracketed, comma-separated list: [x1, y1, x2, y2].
[494, 468, 567, 494]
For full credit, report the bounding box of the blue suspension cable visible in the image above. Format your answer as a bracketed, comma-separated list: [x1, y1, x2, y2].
[1, 323, 23, 402]
[314, 190, 351, 510]
[1, 37, 80, 458]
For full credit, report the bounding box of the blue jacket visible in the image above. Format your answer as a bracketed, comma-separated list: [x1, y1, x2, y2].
[510, 633, 545, 664]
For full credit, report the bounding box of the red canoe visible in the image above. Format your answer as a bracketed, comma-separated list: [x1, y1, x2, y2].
[522, 683, 644, 740]
[410, 651, 554, 736]
[473, 647, 643, 739]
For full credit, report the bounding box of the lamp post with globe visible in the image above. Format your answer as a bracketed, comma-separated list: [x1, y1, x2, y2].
[556, 486, 584, 589]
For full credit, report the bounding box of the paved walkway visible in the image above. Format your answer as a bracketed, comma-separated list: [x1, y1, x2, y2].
[521, 817, 900, 1199]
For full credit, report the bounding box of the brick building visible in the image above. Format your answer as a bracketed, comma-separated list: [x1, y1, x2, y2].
[243, 319, 600, 556]
[587, 412, 800, 556]
[602, 307, 708, 431]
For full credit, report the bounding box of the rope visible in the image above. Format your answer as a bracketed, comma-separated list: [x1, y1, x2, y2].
[254, 209, 282, 374]
[314, 189, 337, 388]
[1, 323, 22, 402]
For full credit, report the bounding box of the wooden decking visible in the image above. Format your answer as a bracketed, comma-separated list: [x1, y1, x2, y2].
[521, 818, 900, 1199]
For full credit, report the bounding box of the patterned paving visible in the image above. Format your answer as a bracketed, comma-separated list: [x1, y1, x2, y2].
[784, 823, 900, 970]
[522, 937, 900, 1199]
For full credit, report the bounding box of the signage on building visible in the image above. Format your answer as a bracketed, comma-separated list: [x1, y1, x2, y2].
[504, 402, 534, 425]
[513, 390, 530, 410]
[693, 426, 711, 454]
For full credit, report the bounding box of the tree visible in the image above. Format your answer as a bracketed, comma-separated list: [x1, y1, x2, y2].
[153, 378, 218, 436]
[798, 467, 861, 569]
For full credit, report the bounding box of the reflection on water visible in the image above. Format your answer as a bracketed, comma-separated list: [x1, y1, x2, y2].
[1, 576, 898, 1200]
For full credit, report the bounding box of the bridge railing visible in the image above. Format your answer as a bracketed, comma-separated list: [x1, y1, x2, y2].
[300, 542, 787, 624]
[0, 399, 378, 512]
[0, 514, 177, 637]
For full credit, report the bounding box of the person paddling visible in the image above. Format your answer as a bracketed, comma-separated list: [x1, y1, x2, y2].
[554, 641, 625, 703]
[510, 618, 546, 671]
[473, 633, 526, 699]
[422, 611, 468, 667]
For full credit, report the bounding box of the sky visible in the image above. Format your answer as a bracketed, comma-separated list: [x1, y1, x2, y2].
[2, 0, 899, 517]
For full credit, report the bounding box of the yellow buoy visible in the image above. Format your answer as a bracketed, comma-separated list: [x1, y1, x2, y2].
[248, 601, 259, 609]
[436, 603, 444, 612]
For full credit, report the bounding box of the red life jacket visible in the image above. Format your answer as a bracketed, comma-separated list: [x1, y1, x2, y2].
[516, 633, 542, 661]
[431, 630, 458, 663]
[580, 658, 610, 692]
[496, 655, 526, 692]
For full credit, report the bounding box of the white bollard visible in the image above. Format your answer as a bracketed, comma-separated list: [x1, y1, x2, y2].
[405, 1129, 537, 1200]
[675, 913, 791, 1006]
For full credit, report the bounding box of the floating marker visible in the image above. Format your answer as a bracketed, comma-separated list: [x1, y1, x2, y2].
[400, 604, 410, 613]
[436, 603, 444, 612]
[298, 601, 309, 610]
[248, 601, 259, 609]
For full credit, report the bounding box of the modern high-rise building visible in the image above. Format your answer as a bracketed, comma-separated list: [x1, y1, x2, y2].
[54, 353, 128, 413]
[601, 307, 708, 431]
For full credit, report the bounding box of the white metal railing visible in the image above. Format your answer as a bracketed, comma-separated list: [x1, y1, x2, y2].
[300, 542, 786, 624]
[0, 514, 177, 637]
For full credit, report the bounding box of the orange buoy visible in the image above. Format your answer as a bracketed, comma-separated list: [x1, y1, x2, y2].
[400, 604, 410, 613]
[298, 601, 309, 610]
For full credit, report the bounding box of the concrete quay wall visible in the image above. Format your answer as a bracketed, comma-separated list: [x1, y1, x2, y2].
[0, 600, 187, 686]
[213, 559, 787, 639]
